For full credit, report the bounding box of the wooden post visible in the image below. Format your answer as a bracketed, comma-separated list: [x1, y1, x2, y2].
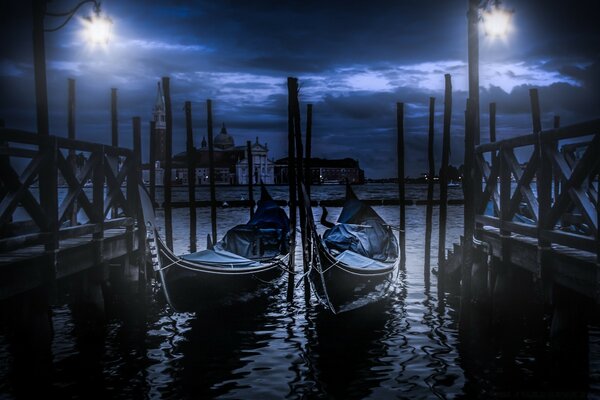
[131, 116, 145, 283]
[68, 78, 76, 141]
[305, 103, 313, 197]
[132, 118, 142, 180]
[162, 77, 173, 250]
[149, 121, 156, 204]
[41, 135, 59, 271]
[68, 78, 77, 226]
[553, 115, 560, 203]
[93, 145, 105, 242]
[247, 140, 254, 219]
[111, 88, 118, 147]
[438, 74, 452, 272]
[424, 97, 435, 281]
[185, 101, 197, 252]
[397, 102, 406, 268]
[467, 0, 480, 147]
[462, 98, 475, 303]
[206, 99, 217, 244]
[531, 89, 550, 279]
[286, 78, 297, 302]
[290, 77, 310, 304]
[489, 103, 496, 143]
[110, 88, 118, 219]
[91, 144, 105, 276]
[32, 0, 49, 137]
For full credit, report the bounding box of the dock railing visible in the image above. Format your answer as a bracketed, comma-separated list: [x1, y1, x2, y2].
[474, 118, 600, 263]
[0, 128, 142, 258]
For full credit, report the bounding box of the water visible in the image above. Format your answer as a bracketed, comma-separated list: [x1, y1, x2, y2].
[0, 183, 598, 399]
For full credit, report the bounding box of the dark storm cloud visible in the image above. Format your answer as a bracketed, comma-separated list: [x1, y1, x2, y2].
[1, 0, 598, 178]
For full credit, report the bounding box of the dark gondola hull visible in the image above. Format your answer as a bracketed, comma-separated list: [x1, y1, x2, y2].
[310, 241, 396, 314]
[157, 238, 286, 311]
[302, 183, 400, 314]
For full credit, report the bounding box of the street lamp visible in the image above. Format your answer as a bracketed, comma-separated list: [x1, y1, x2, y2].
[463, 0, 512, 301]
[481, 1, 513, 40]
[32, 0, 112, 136]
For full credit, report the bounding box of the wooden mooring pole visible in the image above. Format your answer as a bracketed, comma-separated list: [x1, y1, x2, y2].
[489, 102, 496, 143]
[247, 140, 255, 219]
[290, 77, 310, 305]
[462, 98, 475, 304]
[305, 103, 313, 197]
[111, 88, 118, 147]
[67, 78, 77, 225]
[397, 102, 406, 268]
[424, 97, 435, 282]
[553, 115, 560, 203]
[206, 99, 218, 245]
[286, 78, 297, 302]
[110, 87, 118, 219]
[162, 77, 173, 250]
[185, 101, 197, 252]
[149, 121, 156, 204]
[438, 74, 452, 274]
[131, 116, 146, 285]
[531, 89, 552, 259]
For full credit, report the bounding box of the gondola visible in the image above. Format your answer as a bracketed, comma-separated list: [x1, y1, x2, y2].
[139, 184, 290, 311]
[302, 183, 400, 314]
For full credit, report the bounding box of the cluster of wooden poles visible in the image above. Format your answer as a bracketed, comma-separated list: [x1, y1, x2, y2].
[149, 73, 468, 302]
[61, 72, 497, 301]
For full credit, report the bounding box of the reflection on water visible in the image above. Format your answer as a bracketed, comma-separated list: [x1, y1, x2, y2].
[0, 184, 598, 399]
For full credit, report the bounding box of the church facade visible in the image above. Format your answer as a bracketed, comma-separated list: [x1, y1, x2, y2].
[172, 123, 275, 185]
[143, 79, 274, 185]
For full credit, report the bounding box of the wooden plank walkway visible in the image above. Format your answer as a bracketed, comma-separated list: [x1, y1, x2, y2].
[477, 226, 599, 301]
[0, 128, 146, 302]
[0, 227, 139, 300]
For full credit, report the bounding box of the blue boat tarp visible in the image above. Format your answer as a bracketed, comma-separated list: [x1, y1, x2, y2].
[337, 198, 384, 225]
[248, 199, 290, 233]
[218, 197, 289, 259]
[180, 247, 261, 268]
[220, 226, 285, 259]
[323, 218, 398, 261]
[335, 250, 390, 270]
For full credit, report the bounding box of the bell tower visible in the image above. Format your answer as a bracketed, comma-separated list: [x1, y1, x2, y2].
[152, 82, 167, 163]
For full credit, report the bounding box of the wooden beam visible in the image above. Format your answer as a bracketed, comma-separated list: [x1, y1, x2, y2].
[397, 102, 406, 268]
[185, 101, 197, 252]
[438, 74, 452, 269]
[206, 99, 217, 244]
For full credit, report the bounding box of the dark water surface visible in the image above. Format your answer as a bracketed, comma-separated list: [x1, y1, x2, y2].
[0, 184, 598, 399]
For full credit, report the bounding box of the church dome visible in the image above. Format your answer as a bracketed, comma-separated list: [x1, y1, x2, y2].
[214, 123, 234, 149]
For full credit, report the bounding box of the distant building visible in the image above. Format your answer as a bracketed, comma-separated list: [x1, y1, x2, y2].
[143, 123, 275, 185]
[144, 81, 288, 186]
[274, 157, 364, 184]
[152, 82, 167, 164]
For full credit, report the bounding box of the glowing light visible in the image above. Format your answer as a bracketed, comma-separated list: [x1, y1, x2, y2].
[482, 7, 512, 39]
[80, 13, 113, 48]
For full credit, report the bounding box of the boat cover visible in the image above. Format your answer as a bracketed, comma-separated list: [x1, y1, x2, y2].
[337, 198, 384, 225]
[180, 247, 261, 268]
[322, 190, 398, 261]
[219, 197, 290, 259]
[335, 250, 390, 270]
[323, 217, 398, 261]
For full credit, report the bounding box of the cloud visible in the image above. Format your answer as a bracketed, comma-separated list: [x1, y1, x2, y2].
[0, 0, 598, 179]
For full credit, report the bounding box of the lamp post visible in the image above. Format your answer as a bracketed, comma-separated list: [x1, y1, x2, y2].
[32, 0, 112, 136]
[467, 0, 513, 145]
[464, 0, 512, 302]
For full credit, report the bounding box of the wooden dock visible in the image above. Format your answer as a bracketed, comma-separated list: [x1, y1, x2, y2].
[445, 112, 599, 304]
[0, 128, 146, 302]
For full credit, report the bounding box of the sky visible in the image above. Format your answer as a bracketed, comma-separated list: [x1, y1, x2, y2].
[1, 0, 599, 178]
